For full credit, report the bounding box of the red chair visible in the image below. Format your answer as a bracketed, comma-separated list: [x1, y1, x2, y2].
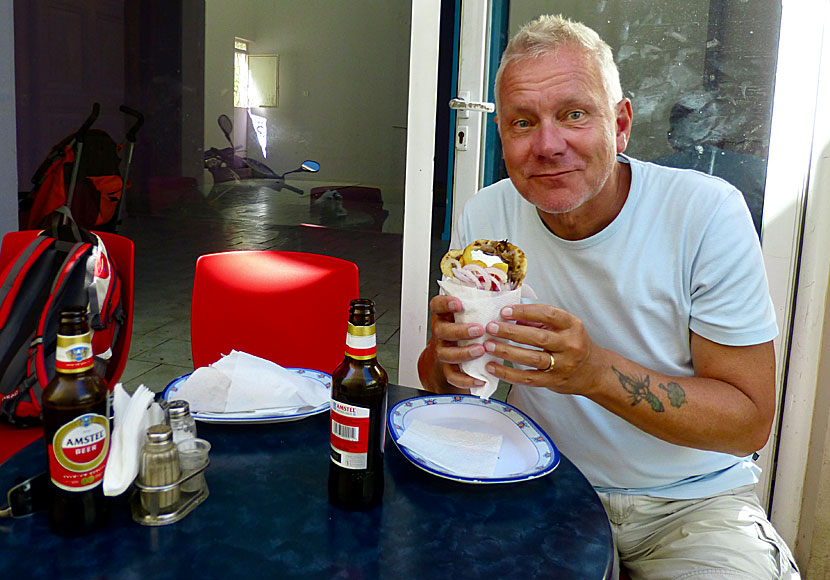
[0, 230, 134, 464]
[190, 251, 359, 375]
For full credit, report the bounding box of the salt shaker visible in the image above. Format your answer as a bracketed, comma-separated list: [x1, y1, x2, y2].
[138, 424, 181, 514]
[168, 400, 197, 444]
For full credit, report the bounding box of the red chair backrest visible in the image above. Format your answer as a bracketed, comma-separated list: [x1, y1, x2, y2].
[190, 250, 359, 374]
[0, 229, 134, 464]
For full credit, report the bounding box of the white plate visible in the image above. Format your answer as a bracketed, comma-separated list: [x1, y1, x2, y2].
[161, 368, 331, 424]
[387, 395, 559, 484]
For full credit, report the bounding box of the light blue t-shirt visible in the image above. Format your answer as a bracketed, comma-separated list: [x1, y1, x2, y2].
[452, 155, 778, 498]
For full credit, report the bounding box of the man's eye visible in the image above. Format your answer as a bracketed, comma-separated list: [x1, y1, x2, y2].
[567, 111, 584, 120]
[514, 119, 530, 128]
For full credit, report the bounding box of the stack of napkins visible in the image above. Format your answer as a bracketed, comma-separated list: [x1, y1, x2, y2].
[103, 384, 165, 496]
[170, 350, 330, 414]
[396, 419, 504, 477]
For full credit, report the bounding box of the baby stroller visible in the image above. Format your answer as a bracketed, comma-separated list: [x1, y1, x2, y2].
[19, 103, 144, 232]
[203, 114, 319, 203]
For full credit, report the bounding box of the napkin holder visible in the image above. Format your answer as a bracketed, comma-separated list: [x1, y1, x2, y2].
[129, 460, 210, 526]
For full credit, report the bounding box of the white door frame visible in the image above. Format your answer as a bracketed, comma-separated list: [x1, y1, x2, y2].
[764, 0, 830, 548]
[398, 0, 442, 387]
[398, 0, 490, 388]
[450, 1, 492, 228]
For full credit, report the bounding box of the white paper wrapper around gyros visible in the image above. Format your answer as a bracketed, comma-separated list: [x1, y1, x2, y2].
[438, 278, 534, 399]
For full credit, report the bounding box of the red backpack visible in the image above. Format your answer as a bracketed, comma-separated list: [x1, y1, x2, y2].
[0, 216, 123, 425]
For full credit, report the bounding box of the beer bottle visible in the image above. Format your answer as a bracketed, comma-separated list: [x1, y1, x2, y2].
[42, 307, 111, 535]
[328, 298, 388, 510]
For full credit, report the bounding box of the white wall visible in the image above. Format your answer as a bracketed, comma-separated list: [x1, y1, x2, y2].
[0, 0, 18, 237]
[204, 0, 411, 232]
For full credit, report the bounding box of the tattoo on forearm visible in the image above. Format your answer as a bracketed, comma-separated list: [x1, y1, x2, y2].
[611, 367, 687, 412]
[659, 381, 686, 408]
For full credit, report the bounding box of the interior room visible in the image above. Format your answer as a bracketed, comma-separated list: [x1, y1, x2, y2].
[3, 0, 830, 576]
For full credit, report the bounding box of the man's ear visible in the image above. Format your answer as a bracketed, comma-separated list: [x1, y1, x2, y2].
[615, 99, 634, 153]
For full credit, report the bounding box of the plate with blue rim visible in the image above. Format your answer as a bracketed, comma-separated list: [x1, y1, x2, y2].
[160, 368, 331, 424]
[387, 394, 559, 484]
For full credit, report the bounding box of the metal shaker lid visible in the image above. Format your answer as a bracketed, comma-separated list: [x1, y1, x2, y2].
[167, 400, 191, 419]
[146, 424, 174, 445]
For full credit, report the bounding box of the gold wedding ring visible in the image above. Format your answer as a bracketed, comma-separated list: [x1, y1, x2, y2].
[542, 352, 555, 372]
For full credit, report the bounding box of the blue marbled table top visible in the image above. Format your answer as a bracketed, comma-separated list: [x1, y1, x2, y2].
[0, 386, 613, 579]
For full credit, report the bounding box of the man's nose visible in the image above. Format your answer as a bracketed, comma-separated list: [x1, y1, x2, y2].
[532, 122, 567, 157]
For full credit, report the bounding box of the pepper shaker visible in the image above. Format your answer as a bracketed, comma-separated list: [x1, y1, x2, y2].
[138, 424, 181, 514]
[168, 400, 197, 444]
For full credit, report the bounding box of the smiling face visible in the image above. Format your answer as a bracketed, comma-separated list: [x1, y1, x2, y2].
[496, 45, 632, 225]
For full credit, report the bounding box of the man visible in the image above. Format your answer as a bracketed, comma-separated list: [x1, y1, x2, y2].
[418, 14, 799, 580]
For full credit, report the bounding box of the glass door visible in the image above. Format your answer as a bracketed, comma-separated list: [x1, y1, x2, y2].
[437, 1, 823, 526]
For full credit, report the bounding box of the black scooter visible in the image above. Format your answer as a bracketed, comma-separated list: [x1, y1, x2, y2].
[203, 114, 319, 203]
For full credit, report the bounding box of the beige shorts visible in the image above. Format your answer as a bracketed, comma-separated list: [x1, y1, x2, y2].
[598, 485, 800, 580]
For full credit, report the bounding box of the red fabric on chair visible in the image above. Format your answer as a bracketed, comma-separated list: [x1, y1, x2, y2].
[0, 229, 134, 464]
[0, 427, 43, 465]
[190, 251, 359, 374]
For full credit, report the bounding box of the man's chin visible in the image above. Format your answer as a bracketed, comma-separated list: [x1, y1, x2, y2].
[522, 190, 592, 215]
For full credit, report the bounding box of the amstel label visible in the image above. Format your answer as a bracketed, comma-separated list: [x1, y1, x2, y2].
[345, 323, 376, 360]
[48, 413, 110, 491]
[330, 400, 371, 469]
[55, 332, 94, 373]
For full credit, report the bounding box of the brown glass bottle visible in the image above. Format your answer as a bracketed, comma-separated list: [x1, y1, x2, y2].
[42, 307, 111, 536]
[328, 298, 389, 510]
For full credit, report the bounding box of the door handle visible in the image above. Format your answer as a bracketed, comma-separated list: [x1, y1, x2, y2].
[449, 97, 495, 114]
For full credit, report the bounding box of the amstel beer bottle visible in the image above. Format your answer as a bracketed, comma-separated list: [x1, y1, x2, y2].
[328, 298, 389, 510]
[42, 307, 111, 535]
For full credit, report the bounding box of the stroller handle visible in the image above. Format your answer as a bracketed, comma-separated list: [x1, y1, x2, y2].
[120, 106, 145, 143]
[76, 102, 100, 143]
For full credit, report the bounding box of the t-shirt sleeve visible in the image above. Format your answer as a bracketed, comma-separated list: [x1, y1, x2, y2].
[450, 206, 471, 250]
[688, 189, 778, 346]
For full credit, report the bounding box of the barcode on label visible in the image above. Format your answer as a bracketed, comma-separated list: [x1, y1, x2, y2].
[332, 420, 359, 441]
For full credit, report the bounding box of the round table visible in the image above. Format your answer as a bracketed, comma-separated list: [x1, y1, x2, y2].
[0, 386, 613, 579]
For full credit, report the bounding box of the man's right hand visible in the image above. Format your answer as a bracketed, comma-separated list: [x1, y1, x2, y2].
[417, 295, 487, 393]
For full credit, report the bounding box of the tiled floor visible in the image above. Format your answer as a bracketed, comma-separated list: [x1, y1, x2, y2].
[115, 181, 420, 394]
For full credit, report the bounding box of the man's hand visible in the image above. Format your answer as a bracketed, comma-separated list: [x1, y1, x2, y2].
[417, 295, 488, 393]
[480, 303, 603, 394]
[481, 303, 775, 456]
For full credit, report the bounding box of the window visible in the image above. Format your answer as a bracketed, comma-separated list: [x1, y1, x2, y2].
[233, 38, 249, 108]
[234, 38, 279, 108]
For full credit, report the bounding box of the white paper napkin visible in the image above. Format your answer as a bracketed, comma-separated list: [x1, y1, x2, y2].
[171, 366, 231, 412]
[396, 419, 503, 477]
[172, 350, 330, 414]
[438, 278, 525, 399]
[103, 384, 165, 497]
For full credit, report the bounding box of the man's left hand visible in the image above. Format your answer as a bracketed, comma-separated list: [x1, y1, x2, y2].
[483, 303, 605, 396]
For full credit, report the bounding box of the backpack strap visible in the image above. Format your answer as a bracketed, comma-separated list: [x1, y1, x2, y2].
[28, 241, 92, 391]
[0, 236, 63, 424]
[0, 236, 55, 327]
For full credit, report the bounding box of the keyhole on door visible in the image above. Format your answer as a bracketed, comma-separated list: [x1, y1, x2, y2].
[456, 124, 469, 151]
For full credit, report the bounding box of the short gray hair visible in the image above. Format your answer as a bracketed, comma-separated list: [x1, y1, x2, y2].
[494, 14, 623, 112]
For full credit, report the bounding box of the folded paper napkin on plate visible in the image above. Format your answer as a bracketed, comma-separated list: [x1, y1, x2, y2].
[103, 384, 165, 497]
[171, 350, 330, 414]
[396, 418, 503, 478]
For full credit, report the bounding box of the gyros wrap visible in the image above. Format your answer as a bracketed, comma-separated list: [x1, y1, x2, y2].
[438, 239, 534, 399]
